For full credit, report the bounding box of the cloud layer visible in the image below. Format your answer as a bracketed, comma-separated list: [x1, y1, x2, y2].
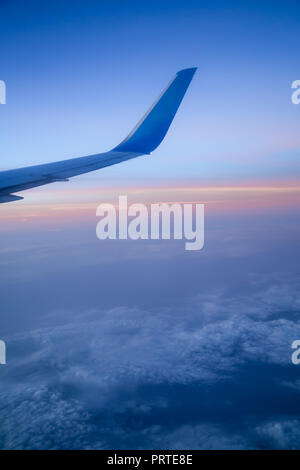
[1, 277, 300, 449]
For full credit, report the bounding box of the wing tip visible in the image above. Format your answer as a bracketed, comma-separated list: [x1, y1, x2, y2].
[176, 67, 197, 77]
[112, 67, 197, 154]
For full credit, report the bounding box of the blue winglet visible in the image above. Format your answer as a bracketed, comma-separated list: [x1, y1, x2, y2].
[113, 68, 197, 154]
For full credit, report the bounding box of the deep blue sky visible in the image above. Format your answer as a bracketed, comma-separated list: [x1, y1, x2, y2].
[1, 0, 300, 185]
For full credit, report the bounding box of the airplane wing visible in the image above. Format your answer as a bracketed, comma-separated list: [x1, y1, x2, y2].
[0, 67, 196, 204]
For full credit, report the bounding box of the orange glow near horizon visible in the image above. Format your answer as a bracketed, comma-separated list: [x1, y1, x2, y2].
[0, 180, 300, 226]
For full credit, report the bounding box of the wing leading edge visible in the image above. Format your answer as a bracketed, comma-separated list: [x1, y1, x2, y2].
[0, 67, 196, 204]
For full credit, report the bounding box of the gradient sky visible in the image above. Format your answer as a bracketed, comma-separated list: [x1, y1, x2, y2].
[1, 0, 300, 451]
[1, 0, 300, 194]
